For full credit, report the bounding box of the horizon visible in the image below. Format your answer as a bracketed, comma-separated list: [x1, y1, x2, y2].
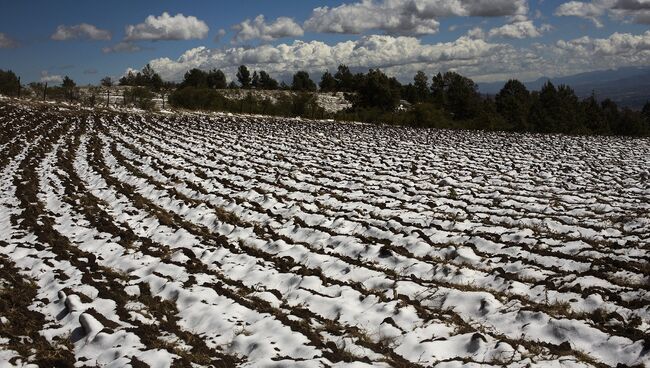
[1, 0, 649, 86]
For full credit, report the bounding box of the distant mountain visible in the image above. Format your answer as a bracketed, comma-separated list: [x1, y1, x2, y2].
[479, 66, 650, 109]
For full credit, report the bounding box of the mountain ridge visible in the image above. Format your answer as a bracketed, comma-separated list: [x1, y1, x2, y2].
[479, 66, 650, 109]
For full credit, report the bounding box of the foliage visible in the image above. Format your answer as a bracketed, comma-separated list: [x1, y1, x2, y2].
[62, 76, 79, 102]
[348, 69, 401, 111]
[319, 71, 337, 92]
[100, 76, 113, 87]
[119, 64, 163, 90]
[124, 87, 156, 110]
[431, 71, 481, 120]
[413, 71, 429, 103]
[334, 65, 355, 92]
[179, 68, 227, 89]
[0, 69, 21, 96]
[257, 71, 279, 90]
[495, 79, 530, 131]
[168, 87, 324, 118]
[237, 65, 251, 89]
[291, 71, 317, 92]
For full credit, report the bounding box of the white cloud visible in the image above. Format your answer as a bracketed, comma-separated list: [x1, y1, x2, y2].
[0, 33, 17, 48]
[232, 15, 304, 43]
[488, 19, 550, 39]
[554, 1, 607, 26]
[51, 23, 112, 41]
[125, 12, 209, 41]
[214, 28, 227, 42]
[554, 0, 650, 26]
[136, 29, 650, 85]
[466, 27, 486, 39]
[555, 30, 650, 56]
[144, 34, 508, 83]
[102, 41, 145, 53]
[40, 71, 63, 84]
[303, 0, 528, 35]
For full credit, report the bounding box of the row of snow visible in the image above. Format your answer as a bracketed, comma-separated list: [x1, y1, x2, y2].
[0, 100, 648, 367]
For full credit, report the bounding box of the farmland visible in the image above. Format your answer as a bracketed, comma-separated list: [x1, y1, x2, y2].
[0, 98, 648, 367]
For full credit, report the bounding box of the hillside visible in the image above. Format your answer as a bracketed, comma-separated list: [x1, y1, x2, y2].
[479, 66, 650, 109]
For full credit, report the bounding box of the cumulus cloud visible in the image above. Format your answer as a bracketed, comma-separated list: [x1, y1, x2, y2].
[125, 12, 209, 41]
[232, 15, 304, 43]
[214, 28, 227, 42]
[554, 1, 607, 26]
[102, 41, 146, 53]
[134, 28, 650, 86]
[0, 33, 18, 48]
[51, 23, 111, 41]
[303, 0, 527, 35]
[40, 71, 63, 84]
[488, 19, 551, 39]
[466, 27, 486, 39]
[143, 34, 509, 83]
[555, 30, 650, 56]
[555, 0, 650, 26]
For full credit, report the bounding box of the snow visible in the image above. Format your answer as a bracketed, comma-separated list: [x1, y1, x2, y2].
[0, 99, 648, 367]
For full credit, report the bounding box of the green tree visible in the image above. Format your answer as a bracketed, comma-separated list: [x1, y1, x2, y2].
[641, 101, 650, 124]
[352, 69, 401, 111]
[251, 71, 260, 89]
[180, 68, 208, 89]
[495, 79, 531, 131]
[100, 77, 113, 107]
[556, 84, 582, 133]
[206, 69, 227, 89]
[0, 69, 21, 97]
[142, 64, 163, 90]
[334, 64, 354, 92]
[118, 64, 163, 90]
[413, 71, 429, 103]
[434, 72, 481, 120]
[401, 83, 417, 104]
[291, 71, 317, 91]
[581, 93, 608, 134]
[237, 65, 251, 88]
[616, 108, 646, 136]
[431, 72, 446, 107]
[529, 81, 560, 132]
[258, 71, 278, 90]
[319, 71, 337, 92]
[125, 86, 156, 110]
[62, 76, 77, 102]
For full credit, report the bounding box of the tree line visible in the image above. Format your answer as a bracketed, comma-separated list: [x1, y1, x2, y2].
[1, 66, 649, 136]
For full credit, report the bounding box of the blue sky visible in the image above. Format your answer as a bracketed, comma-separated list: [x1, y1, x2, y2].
[0, 0, 649, 85]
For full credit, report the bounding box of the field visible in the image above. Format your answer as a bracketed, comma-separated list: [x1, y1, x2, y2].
[0, 98, 648, 367]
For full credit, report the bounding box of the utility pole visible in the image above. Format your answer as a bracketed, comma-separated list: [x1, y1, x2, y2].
[43, 82, 47, 101]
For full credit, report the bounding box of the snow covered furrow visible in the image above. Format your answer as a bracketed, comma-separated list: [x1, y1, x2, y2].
[123, 113, 648, 366]
[1, 100, 648, 367]
[105, 116, 644, 364]
[139, 113, 644, 272]
[111, 114, 644, 316]
[83, 129, 399, 367]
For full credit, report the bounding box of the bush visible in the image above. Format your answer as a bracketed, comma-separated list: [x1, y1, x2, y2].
[125, 87, 156, 110]
[0, 69, 20, 96]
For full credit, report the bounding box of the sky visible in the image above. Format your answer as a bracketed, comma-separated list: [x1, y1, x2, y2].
[0, 0, 649, 86]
